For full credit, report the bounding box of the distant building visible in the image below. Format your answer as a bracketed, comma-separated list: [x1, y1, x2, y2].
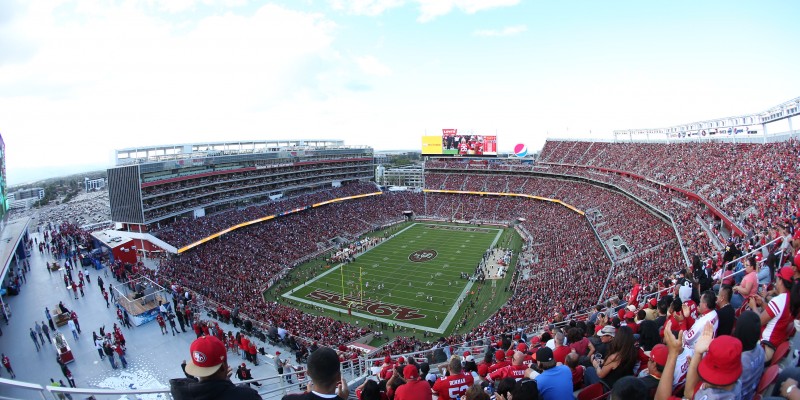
[85, 177, 106, 192]
[375, 165, 385, 183]
[8, 187, 45, 210]
[378, 165, 423, 188]
[374, 153, 389, 165]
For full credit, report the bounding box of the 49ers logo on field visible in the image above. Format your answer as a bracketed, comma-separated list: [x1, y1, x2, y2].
[409, 249, 438, 262]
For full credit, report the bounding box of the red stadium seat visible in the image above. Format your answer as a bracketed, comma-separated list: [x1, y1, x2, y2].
[576, 383, 605, 400]
[770, 341, 791, 366]
[756, 364, 780, 398]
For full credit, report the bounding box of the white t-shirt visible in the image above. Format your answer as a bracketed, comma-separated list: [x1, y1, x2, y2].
[674, 310, 719, 386]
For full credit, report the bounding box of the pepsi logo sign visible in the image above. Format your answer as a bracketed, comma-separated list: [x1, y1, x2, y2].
[513, 144, 528, 157]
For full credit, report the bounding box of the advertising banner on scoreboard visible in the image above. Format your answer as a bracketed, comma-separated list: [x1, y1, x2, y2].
[421, 136, 443, 154]
[423, 129, 497, 156]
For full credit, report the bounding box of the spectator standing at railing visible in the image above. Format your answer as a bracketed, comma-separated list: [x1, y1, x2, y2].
[236, 363, 262, 388]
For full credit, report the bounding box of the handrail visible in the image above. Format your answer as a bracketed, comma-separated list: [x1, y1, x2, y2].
[42, 369, 314, 400]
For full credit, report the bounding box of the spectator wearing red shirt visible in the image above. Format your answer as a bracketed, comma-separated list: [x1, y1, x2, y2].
[394, 365, 431, 400]
[565, 352, 583, 390]
[379, 356, 395, 381]
[623, 312, 639, 335]
[628, 277, 641, 309]
[488, 350, 509, 373]
[551, 332, 571, 365]
[432, 357, 474, 400]
[488, 351, 527, 382]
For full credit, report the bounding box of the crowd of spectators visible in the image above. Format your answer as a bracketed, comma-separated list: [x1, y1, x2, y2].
[153, 181, 380, 248]
[539, 139, 800, 241]
[424, 172, 682, 263]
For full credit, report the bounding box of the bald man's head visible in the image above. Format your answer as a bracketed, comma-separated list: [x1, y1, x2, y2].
[511, 351, 524, 366]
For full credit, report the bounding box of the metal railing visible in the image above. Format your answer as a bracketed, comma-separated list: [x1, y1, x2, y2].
[0, 369, 313, 400]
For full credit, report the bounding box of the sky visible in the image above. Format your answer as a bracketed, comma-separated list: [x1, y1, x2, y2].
[1, 0, 799, 184]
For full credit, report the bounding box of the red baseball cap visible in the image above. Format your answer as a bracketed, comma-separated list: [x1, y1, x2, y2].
[649, 344, 667, 367]
[463, 351, 471, 357]
[517, 343, 528, 352]
[697, 336, 742, 386]
[495, 350, 505, 361]
[778, 267, 794, 282]
[624, 311, 635, 319]
[649, 298, 657, 307]
[403, 364, 419, 380]
[530, 336, 541, 344]
[185, 336, 227, 378]
[477, 363, 489, 377]
[384, 355, 392, 363]
[398, 356, 405, 363]
[505, 349, 514, 359]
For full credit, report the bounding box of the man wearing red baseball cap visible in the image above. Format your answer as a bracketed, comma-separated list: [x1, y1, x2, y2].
[170, 335, 260, 400]
[379, 355, 395, 380]
[488, 350, 509, 373]
[639, 344, 667, 393]
[394, 365, 432, 400]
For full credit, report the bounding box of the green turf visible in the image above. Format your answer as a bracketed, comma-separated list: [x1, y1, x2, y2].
[280, 222, 503, 333]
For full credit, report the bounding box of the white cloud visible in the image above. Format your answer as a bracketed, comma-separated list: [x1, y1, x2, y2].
[473, 24, 527, 37]
[355, 55, 392, 77]
[141, 0, 250, 14]
[328, 0, 405, 16]
[416, 0, 520, 21]
[328, 0, 519, 21]
[0, 2, 345, 172]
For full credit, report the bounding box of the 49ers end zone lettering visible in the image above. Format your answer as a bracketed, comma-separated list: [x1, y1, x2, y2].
[306, 289, 426, 320]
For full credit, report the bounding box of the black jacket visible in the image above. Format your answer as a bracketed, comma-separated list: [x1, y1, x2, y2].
[169, 378, 260, 400]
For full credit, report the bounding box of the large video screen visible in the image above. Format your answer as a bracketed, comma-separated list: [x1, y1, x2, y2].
[422, 129, 497, 156]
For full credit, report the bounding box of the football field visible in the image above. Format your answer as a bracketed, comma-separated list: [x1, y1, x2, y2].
[281, 222, 503, 333]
